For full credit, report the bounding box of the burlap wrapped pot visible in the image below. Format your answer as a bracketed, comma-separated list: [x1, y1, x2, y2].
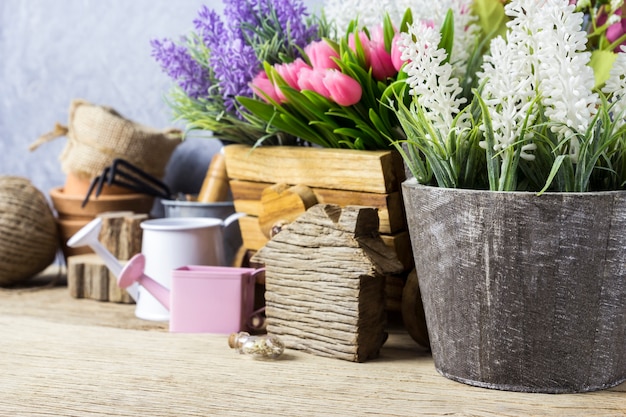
[31, 99, 182, 180]
[0, 177, 59, 286]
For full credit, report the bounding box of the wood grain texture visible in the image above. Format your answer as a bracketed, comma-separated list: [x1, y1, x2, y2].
[0, 275, 623, 417]
[258, 183, 318, 238]
[253, 205, 404, 362]
[237, 213, 412, 269]
[224, 144, 405, 194]
[402, 179, 626, 393]
[229, 179, 405, 234]
[67, 254, 133, 303]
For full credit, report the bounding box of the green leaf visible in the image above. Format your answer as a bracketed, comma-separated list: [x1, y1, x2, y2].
[589, 50, 618, 89]
[537, 155, 568, 195]
[237, 96, 276, 120]
[383, 13, 395, 52]
[475, 92, 500, 191]
[399, 8, 413, 33]
[472, 0, 507, 39]
[439, 10, 454, 64]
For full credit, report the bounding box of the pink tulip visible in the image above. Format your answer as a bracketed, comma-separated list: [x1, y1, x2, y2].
[368, 26, 397, 80]
[297, 66, 330, 97]
[348, 31, 372, 67]
[250, 70, 280, 103]
[305, 40, 340, 70]
[391, 34, 405, 72]
[606, 10, 626, 51]
[322, 70, 362, 106]
[275, 58, 311, 90]
[273, 58, 311, 102]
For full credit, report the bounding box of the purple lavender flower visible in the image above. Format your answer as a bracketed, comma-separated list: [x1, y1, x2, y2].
[193, 3, 261, 114]
[213, 39, 259, 112]
[153, 0, 323, 119]
[193, 6, 226, 52]
[260, 0, 318, 54]
[150, 38, 211, 99]
[223, 0, 260, 33]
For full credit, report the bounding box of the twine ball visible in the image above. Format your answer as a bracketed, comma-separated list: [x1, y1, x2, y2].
[0, 176, 59, 286]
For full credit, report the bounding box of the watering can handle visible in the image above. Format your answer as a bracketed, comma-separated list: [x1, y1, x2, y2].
[223, 211, 246, 228]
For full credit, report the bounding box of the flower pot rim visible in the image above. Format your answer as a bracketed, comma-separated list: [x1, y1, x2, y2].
[403, 177, 626, 197]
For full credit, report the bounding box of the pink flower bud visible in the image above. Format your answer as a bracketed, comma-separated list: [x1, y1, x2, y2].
[273, 58, 311, 102]
[297, 66, 330, 97]
[368, 27, 397, 80]
[305, 40, 340, 70]
[606, 10, 626, 51]
[391, 34, 405, 72]
[275, 58, 311, 90]
[250, 70, 280, 103]
[349, 31, 372, 67]
[322, 70, 362, 106]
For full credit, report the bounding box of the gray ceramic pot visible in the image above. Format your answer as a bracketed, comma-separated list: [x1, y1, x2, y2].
[402, 178, 626, 393]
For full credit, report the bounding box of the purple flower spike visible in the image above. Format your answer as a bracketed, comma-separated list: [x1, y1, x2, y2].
[151, 38, 211, 99]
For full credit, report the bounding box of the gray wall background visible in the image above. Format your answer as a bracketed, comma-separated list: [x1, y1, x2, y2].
[0, 0, 319, 199]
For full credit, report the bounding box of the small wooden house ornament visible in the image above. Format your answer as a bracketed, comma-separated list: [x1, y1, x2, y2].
[252, 204, 404, 362]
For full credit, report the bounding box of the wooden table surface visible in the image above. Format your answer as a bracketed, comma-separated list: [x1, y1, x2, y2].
[0, 268, 624, 417]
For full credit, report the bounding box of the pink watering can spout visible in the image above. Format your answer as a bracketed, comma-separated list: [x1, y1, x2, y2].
[119, 254, 171, 310]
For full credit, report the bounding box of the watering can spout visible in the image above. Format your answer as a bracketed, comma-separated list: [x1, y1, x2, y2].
[118, 254, 171, 310]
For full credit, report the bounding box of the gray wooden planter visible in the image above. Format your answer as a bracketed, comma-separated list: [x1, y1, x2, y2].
[402, 178, 626, 393]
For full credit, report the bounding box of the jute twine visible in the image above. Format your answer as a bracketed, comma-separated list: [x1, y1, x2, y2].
[30, 99, 182, 180]
[0, 177, 60, 286]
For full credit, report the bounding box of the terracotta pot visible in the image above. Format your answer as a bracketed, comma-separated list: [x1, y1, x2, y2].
[402, 178, 626, 393]
[63, 172, 134, 197]
[50, 187, 154, 220]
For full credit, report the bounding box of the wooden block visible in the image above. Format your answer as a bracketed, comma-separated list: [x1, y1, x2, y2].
[224, 144, 405, 194]
[118, 213, 148, 261]
[67, 256, 85, 299]
[66, 254, 133, 304]
[85, 260, 110, 301]
[230, 179, 406, 234]
[97, 211, 134, 258]
[252, 204, 405, 362]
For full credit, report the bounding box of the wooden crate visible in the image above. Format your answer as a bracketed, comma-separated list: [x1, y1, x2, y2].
[223, 145, 413, 272]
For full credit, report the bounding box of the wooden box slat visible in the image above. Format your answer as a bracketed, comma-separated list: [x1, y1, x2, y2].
[224, 144, 404, 194]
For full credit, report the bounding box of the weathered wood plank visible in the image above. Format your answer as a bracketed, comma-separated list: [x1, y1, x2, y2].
[66, 253, 133, 303]
[0, 277, 624, 417]
[224, 144, 405, 194]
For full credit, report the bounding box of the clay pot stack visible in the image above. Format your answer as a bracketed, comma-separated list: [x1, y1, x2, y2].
[51, 173, 154, 259]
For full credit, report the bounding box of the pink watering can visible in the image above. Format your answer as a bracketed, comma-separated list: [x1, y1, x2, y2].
[118, 253, 265, 334]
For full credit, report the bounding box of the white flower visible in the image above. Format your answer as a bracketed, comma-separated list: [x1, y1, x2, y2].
[400, 21, 467, 136]
[480, 0, 598, 162]
[603, 45, 626, 128]
[477, 36, 538, 161]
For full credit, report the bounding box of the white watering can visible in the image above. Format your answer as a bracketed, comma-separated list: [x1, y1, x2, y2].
[67, 212, 245, 321]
